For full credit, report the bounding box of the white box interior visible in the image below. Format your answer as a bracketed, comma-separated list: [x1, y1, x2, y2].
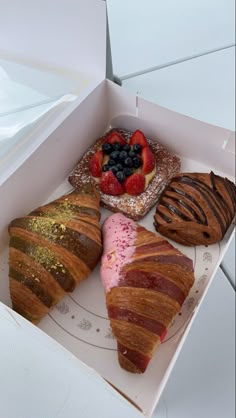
[0, 80, 235, 417]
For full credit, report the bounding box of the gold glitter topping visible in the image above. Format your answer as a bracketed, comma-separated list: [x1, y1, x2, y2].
[41, 201, 75, 222]
[15, 260, 41, 284]
[28, 218, 66, 241]
[28, 245, 66, 274]
[54, 201, 75, 221]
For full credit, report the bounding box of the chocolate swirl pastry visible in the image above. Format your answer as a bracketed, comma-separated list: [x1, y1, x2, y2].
[8, 184, 102, 323]
[154, 172, 236, 246]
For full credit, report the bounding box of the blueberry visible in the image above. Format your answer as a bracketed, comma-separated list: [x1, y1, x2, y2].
[108, 159, 116, 166]
[102, 143, 113, 154]
[102, 164, 110, 172]
[133, 144, 142, 154]
[123, 167, 133, 177]
[123, 144, 131, 152]
[129, 151, 136, 159]
[110, 165, 119, 174]
[119, 150, 128, 161]
[133, 156, 142, 168]
[110, 150, 120, 161]
[124, 157, 133, 167]
[116, 171, 126, 183]
[113, 143, 122, 151]
[116, 163, 124, 171]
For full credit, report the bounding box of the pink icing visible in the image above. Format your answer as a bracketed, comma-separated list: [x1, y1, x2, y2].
[100, 213, 137, 293]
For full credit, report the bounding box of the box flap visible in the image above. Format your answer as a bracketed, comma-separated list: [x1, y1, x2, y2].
[0, 302, 142, 418]
[0, 0, 107, 80]
[0, 0, 107, 186]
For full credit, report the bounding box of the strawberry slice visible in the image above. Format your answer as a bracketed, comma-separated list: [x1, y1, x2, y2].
[100, 171, 124, 195]
[89, 150, 103, 177]
[141, 146, 155, 174]
[124, 173, 145, 195]
[129, 130, 148, 148]
[118, 342, 150, 373]
[105, 131, 126, 145]
[160, 328, 167, 343]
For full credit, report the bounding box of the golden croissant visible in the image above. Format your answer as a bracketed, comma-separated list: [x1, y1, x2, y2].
[9, 184, 102, 323]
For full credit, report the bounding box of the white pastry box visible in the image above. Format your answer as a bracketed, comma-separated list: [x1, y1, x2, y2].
[0, 1, 235, 417]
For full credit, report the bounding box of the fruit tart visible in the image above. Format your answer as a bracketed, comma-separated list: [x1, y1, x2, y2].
[69, 128, 181, 220]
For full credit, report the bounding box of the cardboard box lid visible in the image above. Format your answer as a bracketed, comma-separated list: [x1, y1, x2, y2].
[0, 302, 142, 418]
[0, 0, 107, 80]
[0, 0, 107, 185]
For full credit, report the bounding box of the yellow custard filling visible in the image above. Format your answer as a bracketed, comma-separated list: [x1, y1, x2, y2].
[94, 152, 156, 195]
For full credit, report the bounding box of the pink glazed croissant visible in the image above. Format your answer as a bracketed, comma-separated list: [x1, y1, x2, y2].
[100, 213, 195, 373]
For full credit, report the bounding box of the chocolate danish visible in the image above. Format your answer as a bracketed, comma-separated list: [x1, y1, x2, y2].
[154, 172, 236, 246]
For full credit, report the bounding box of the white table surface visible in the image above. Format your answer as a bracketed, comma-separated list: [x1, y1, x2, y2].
[221, 235, 235, 289]
[123, 46, 235, 130]
[107, 0, 235, 78]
